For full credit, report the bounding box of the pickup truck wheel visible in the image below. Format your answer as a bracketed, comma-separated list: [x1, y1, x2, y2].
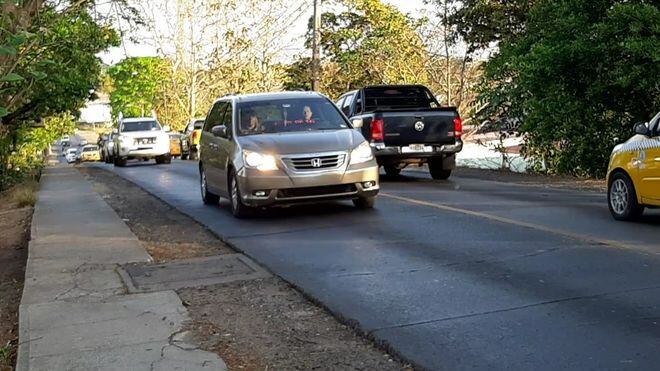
[384, 166, 401, 177]
[114, 157, 127, 167]
[200, 167, 220, 205]
[163, 154, 172, 164]
[429, 160, 452, 180]
[608, 172, 644, 221]
[229, 171, 254, 218]
[353, 196, 376, 209]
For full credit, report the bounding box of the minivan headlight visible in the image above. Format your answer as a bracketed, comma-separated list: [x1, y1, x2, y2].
[349, 141, 374, 165]
[243, 150, 278, 171]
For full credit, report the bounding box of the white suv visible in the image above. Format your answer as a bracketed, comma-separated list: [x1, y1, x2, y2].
[113, 117, 171, 167]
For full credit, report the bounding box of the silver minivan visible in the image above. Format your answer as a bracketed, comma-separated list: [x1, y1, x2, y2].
[199, 92, 380, 218]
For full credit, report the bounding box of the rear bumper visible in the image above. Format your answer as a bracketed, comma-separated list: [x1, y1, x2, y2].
[236, 161, 380, 207]
[374, 140, 462, 166]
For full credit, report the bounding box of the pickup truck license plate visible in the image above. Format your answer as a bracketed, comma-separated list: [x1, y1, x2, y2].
[401, 144, 433, 153]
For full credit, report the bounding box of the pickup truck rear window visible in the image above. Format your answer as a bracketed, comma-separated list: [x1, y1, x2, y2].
[364, 87, 438, 111]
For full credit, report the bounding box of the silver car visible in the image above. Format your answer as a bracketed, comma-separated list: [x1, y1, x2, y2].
[199, 92, 380, 218]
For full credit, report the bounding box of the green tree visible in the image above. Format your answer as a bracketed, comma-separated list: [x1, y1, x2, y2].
[0, 1, 120, 188]
[460, 0, 659, 177]
[287, 0, 430, 98]
[107, 57, 169, 119]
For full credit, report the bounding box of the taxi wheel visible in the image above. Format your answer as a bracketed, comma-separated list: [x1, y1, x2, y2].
[200, 167, 219, 205]
[608, 172, 644, 221]
[229, 170, 254, 218]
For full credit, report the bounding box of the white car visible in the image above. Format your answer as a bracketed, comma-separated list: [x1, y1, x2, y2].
[113, 117, 171, 167]
[65, 148, 78, 163]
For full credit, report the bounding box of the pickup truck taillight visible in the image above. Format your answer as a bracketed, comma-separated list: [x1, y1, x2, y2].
[453, 117, 463, 139]
[371, 118, 385, 141]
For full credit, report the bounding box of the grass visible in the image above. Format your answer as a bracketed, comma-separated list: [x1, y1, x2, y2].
[0, 341, 12, 368]
[10, 180, 39, 208]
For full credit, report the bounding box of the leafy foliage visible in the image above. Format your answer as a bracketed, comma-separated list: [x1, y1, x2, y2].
[465, 0, 659, 177]
[286, 0, 430, 98]
[0, 1, 119, 189]
[107, 57, 170, 119]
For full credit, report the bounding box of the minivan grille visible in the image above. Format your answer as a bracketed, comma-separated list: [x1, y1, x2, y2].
[277, 184, 357, 199]
[284, 154, 345, 171]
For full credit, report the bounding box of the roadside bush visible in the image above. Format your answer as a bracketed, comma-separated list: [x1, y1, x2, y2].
[477, 1, 660, 178]
[0, 114, 75, 191]
[11, 180, 38, 208]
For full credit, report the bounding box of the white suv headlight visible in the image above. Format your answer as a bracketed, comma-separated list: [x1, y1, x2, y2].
[349, 141, 374, 165]
[243, 150, 278, 171]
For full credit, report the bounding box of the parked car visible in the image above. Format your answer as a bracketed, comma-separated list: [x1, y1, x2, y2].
[80, 145, 101, 162]
[607, 111, 660, 220]
[169, 133, 183, 158]
[102, 132, 118, 163]
[199, 91, 379, 218]
[65, 148, 78, 163]
[337, 85, 463, 179]
[113, 116, 172, 167]
[182, 118, 205, 160]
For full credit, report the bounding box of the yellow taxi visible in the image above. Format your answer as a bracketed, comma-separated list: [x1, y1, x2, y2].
[607, 111, 660, 220]
[80, 145, 101, 162]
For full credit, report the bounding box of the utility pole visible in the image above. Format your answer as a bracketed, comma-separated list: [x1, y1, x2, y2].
[311, 0, 321, 91]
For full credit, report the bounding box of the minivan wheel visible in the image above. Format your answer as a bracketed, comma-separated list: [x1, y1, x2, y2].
[608, 172, 644, 221]
[353, 196, 376, 209]
[229, 170, 254, 218]
[200, 167, 219, 205]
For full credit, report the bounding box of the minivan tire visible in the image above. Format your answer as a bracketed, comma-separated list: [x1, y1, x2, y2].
[200, 166, 220, 205]
[229, 170, 254, 218]
[353, 196, 376, 209]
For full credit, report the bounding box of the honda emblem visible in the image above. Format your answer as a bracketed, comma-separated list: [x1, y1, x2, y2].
[311, 158, 322, 168]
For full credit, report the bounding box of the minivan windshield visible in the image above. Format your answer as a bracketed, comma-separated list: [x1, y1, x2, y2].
[237, 98, 349, 136]
[121, 120, 161, 132]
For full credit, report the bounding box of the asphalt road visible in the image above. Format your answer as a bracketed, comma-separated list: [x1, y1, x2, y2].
[87, 159, 659, 370]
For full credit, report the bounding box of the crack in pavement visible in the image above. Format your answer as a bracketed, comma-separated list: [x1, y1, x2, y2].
[368, 283, 660, 335]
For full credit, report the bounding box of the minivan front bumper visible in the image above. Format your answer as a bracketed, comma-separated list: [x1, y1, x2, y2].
[236, 160, 380, 207]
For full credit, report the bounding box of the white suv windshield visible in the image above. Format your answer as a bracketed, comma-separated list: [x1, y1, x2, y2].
[121, 121, 161, 132]
[238, 98, 349, 136]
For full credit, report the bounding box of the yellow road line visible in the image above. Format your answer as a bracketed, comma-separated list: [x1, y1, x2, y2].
[381, 192, 648, 253]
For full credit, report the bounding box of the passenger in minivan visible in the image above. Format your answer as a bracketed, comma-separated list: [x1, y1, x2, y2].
[303, 105, 314, 122]
[242, 110, 261, 134]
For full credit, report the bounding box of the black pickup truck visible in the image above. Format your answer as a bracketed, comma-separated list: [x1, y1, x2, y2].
[337, 85, 463, 179]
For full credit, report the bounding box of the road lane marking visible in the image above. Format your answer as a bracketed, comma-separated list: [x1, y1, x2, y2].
[381, 192, 652, 253]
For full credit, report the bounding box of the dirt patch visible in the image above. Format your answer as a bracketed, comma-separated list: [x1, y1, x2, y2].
[180, 278, 407, 370]
[80, 167, 233, 261]
[83, 167, 410, 370]
[405, 166, 606, 192]
[452, 167, 606, 191]
[0, 186, 33, 371]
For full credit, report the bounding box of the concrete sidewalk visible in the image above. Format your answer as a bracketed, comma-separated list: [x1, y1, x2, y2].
[17, 166, 226, 370]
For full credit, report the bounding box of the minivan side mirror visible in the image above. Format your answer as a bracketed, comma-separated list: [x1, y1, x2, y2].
[211, 125, 227, 138]
[634, 122, 649, 136]
[351, 119, 363, 129]
[163, 125, 171, 132]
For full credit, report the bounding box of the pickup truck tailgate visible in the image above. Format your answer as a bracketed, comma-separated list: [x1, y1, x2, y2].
[380, 110, 457, 147]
